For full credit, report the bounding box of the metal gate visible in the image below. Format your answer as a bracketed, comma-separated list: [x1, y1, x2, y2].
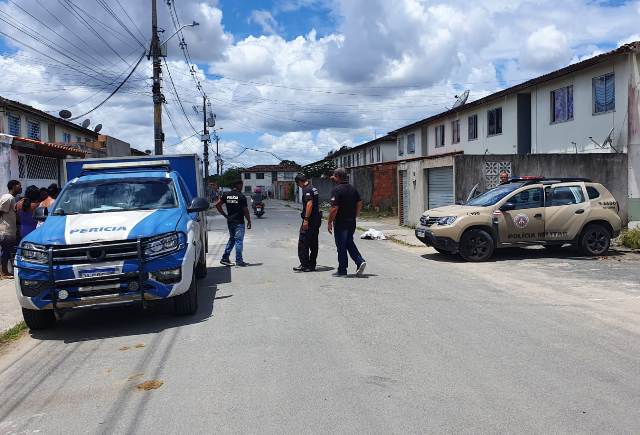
[18, 153, 60, 188]
[427, 166, 454, 209]
[400, 170, 409, 225]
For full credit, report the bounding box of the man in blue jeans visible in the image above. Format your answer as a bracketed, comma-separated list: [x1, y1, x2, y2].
[327, 168, 367, 277]
[215, 179, 252, 266]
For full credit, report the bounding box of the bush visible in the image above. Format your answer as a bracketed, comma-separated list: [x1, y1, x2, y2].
[619, 228, 640, 250]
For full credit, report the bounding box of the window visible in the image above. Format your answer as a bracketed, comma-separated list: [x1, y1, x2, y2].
[548, 186, 585, 206]
[8, 113, 20, 136]
[369, 148, 374, 163]
[468, 114, 478, 140]
[551, 85, 574, 123]
[27, 120, 40, 140]
[356, 152, 360, 166]
[593, 73, 615, 114]
[348, 155, 352, 167]
[256, 173, 264, 180]
[244, 186, 252, 193]
[586, 186, 600, 199]
[244, 172, 251, 180]
[178, 176, 193, 205]
[62, 132, 71, 143]
[282, 172, 294, 180]
[407, 133, 416, 154]
[435, 125, 445, 148]
[451, 120, 460, 144]
[487, 107, 502, 136]
[363, 150, 367, 165]
[76, 136, 82, 143]
[376, 145, 381, 162]
[507, 188, 543, 210]
[398, 136, 405, 156]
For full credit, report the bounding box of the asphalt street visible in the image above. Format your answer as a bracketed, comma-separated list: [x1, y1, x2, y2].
[1, 201, 639, 434]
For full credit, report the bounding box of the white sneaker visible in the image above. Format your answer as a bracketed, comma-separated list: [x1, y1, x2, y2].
[356, 261, 367, 276]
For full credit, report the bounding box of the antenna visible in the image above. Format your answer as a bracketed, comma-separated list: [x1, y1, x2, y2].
[589, 128, 618, 152]
[81, 119, 91, 128]
[94, 124, 103, 133]
[452, 90, 470, 108]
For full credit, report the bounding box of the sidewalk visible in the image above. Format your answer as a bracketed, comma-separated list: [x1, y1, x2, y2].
[0, 277, 21, 333]
[356, 216, 424, 247]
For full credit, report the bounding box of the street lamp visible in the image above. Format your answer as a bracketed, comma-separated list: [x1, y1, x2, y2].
[160, 21, 199, 47]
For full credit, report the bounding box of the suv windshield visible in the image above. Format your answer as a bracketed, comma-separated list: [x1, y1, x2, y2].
[466, 183, 524, 207]
[52, 178, 178, 215]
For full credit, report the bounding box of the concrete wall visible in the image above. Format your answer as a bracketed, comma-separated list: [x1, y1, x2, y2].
[310, 177, 334, 203]
[627, 52, 640, 223]
[347, 162, 399, 213]
[101, 135, 131, 157]
[454, 153, 629, 223]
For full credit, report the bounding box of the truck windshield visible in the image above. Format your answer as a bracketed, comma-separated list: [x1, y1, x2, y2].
[52, 178, 178, 215]
[466, 183, 524, 207]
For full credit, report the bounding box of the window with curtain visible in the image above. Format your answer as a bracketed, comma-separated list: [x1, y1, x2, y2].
[468, 114, 478, 140]
[407, 133, 415, 153]
[63, 132, 71, 143]
[398, 136, 405, 156]
[435, 125, 445, 147]
[487, 107, 502, 136]
[451, 120, 460, 144]
[551, 85, 574, 123]
[376, 145, 381, 162]
[593, 73, 615, 114]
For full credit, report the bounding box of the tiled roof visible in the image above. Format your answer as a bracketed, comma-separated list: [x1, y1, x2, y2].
[11, 136, 86, 157]
[243, 165, 301, 172]
[390, 41, 640, 134]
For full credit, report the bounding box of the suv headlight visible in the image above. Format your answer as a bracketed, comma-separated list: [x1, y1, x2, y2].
[143, 232, 181, 258]
[20, 242, 48, 264]
[420, 215, 429, 226]
[436, 216, 457, 226]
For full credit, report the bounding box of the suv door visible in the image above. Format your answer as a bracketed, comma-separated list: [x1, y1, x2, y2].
[544, 183, 589, 240]
[497, 186, 545, 243]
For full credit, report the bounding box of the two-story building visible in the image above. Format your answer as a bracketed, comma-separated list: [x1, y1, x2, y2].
[391, 41, 640, 225]
[329, 134, 398, 169]
[240, 164, 301, 199]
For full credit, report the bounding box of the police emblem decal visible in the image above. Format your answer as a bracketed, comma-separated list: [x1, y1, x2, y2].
[514, 213, 529, 229]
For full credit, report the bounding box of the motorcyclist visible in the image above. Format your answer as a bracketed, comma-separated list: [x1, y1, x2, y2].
[251, 188, 265, 214]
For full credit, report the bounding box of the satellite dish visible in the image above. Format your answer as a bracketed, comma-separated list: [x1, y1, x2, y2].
[81, 119, 91, 128]
[59, 110, 72, 119]
[452, 90, 470, 108]
[94, 124, 103, 133]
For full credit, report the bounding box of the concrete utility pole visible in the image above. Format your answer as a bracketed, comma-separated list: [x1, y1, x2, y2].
[202, 96, 209, 179]
[151, 0, 164, 155]
[215, 132, 220, 175]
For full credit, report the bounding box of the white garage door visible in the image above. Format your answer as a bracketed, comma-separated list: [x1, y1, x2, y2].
[428, 166, 454, 209]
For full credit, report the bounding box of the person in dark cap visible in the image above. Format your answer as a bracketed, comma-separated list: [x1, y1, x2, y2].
[327, 168, 367, 277]
[293, 173, 321, 272]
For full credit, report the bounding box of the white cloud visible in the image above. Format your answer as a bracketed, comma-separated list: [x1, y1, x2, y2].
[521, 25, 571, 71]
[248, 10, 281, 35]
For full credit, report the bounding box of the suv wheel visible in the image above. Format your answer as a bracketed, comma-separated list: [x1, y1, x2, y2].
[459, 229, 495, 262]
[174, 271, 199, 315]
[195, 248, 207, 279]
[579, 224, 611, 256]
[22, 308, 56, 330]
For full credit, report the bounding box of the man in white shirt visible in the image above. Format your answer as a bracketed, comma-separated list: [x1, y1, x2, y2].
[0, 180, 22, 278]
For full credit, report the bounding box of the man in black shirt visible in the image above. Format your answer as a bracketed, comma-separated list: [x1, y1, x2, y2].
[327, 168, 367, 277]
[293, 173, 321, 272]
[215, 180, 252, 266]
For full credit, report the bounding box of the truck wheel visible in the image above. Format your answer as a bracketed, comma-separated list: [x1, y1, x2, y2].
[579, 224, 610, 256]
[195, 248, 207, 279]
[459, 229, 494, 262]
[174, 272, 198, 315]
[22, 308, 56, 330]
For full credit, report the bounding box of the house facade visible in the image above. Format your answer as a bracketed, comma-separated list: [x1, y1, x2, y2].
[240, 164, 300, 199]
[329, 134, 398, 169]
[392, 42, 640, 225]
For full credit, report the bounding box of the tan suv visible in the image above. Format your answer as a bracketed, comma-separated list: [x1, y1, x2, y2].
[415, 177, 622, 261]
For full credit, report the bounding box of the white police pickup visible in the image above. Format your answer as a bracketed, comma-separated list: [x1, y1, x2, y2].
[14, 156, 209, 329]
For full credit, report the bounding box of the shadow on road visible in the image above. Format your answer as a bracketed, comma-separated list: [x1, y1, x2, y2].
[421, 247, 628, 263]
[29, 266, 232, 343]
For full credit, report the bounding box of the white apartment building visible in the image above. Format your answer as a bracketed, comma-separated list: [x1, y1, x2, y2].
[330, 134, 398, 168]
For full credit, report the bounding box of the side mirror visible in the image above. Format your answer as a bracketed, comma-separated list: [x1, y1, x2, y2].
[500, 202, 515, 212]
[34, 207, 48, 222]
[188, 197, 210, 213]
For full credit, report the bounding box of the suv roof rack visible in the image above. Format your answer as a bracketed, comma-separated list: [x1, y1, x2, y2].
[507, 177, 592, 186]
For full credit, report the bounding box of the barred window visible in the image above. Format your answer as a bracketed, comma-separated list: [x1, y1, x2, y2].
[8, 113, 20, 136]
[25, 154, 59, 180]
[27, 120, 40, 140]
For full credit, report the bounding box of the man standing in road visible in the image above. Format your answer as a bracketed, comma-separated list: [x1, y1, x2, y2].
[327, 168, 367, 277]
[0, 180, 22, 278]
[215, 179, 251, 267]
[293, 173, 321, 272]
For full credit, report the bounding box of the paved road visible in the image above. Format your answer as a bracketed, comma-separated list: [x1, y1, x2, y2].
[1, 201, 639, 434]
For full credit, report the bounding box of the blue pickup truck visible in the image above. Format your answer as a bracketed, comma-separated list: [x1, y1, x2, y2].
[14, 155, 209, 329]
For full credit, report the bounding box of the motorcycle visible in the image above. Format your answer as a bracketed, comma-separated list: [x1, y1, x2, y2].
[253, 201, 265, 218]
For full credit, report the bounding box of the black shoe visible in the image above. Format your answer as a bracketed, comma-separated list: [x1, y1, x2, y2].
[220, 258, 233, 266]
[236, 261, 248, 267]
[293, 264, 306, 272]
[305, 266, 316, 272]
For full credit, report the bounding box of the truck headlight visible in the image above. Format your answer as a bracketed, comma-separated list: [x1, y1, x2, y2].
[20, 243, 48, 264]
[436, 216, 457, 226]
[143, 232, 180, 258]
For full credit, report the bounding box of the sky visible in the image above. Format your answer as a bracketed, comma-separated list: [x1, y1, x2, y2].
[0, 0, 639, 171]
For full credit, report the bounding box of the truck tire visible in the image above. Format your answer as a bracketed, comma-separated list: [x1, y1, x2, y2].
[195, 248, 207, 279]
[174, 272, 198, 315]
[22, 308, 56, 330]
[459, 229, 495, 262]
[579, 223, 610, 256]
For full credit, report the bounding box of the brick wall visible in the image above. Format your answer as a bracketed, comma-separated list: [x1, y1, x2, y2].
[371, 162, 398, 213]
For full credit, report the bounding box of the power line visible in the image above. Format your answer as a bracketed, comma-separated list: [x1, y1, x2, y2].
[163, 58, 199, 135]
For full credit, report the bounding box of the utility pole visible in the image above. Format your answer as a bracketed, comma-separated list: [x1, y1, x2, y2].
[202, 95, 210, 179]
[215, 132, 220, 175]
[151, 0, 164, 155]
